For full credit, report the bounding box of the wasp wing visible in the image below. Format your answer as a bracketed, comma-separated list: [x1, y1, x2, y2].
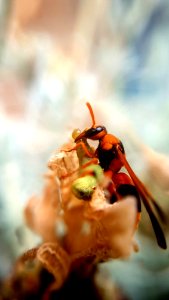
[117, 146, 167, 250]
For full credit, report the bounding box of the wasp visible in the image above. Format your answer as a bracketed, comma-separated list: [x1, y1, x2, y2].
[69, 102, 167, 249]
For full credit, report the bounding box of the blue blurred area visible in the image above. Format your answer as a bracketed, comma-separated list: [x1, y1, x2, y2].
[123, 2, 169, 98]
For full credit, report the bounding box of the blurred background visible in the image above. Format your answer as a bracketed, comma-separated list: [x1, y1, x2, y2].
[0, 0, 169, 299]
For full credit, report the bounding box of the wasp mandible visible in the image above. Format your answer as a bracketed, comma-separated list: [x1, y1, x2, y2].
[70, 102, 167, 250]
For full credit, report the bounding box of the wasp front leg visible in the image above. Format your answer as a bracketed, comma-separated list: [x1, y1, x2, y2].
[63, 141, 95, 159]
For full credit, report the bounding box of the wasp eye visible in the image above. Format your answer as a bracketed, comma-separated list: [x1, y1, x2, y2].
[86, 126, 106, 137]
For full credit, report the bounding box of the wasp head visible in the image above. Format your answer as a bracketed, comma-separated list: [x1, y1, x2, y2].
[75, 125, 107, 142]
[74, 102, 107, 142]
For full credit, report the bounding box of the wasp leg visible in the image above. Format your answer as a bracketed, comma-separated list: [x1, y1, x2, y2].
[64, 141, 95, 158]
[75, 141, 95, 158]
[81, 158, 99, 170]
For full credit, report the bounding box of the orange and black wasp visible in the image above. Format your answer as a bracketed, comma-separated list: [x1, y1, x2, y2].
[70, 102, 167, 249]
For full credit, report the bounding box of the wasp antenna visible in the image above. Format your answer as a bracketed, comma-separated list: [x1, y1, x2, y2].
[86, 102, 96, 127]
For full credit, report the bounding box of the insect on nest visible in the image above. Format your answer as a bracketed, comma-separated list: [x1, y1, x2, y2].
[8, 102, 167, 300]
